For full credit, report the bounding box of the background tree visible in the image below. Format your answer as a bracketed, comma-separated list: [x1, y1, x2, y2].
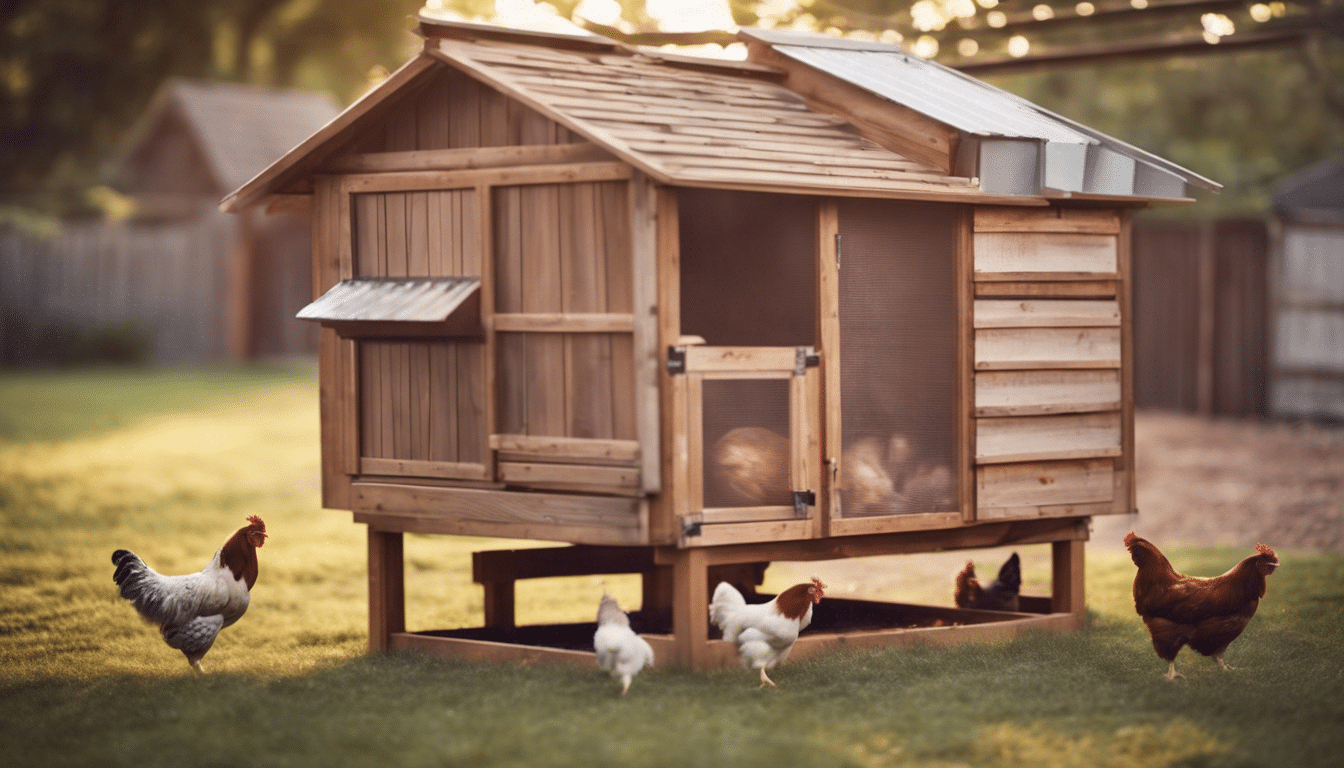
[0, 0, 427, 219]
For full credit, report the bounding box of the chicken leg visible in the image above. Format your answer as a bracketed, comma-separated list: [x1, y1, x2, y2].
[759, 668, 776, 688]
[1215, 655, 1237, 672]
[1165, 661, 1185, 681]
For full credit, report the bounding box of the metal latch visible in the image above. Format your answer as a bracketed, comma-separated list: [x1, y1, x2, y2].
[793, 489, 815, 518]
[667, 345, 686, 375]
[682, 520, 702, 538]
[794, 347, 820, 376]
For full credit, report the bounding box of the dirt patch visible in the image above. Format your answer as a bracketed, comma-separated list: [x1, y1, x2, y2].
[1093, 410, 1344, 554]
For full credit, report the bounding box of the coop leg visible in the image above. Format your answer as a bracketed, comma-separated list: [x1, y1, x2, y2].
[368, 528, 405, 653]
[670, 547, 710, 669]
[1051, 538, 1086, 620]
[482, 579, 516, 630]
[641, 564, 673, 620]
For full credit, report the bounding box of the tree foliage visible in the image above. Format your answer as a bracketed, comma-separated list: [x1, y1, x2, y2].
[3, 0, 1341, 218]
[0, 0, 425, 216]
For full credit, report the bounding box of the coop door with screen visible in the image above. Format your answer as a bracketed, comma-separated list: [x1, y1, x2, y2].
[831, 199, 964, 534]
[675, 190, 822, 546]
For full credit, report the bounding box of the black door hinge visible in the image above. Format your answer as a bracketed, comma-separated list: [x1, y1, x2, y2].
[667, 345, 686, 375]
[682, 520, 702, 538]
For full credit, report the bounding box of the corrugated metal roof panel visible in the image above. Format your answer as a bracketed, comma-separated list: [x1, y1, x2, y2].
[298, 277, 480, 323]
[774, 46, 1093, 145]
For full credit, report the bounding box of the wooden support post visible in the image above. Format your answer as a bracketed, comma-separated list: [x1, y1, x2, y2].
[482, 580, 516, 629]
[641, 564, 673, 617]
[1051, 537, 1086, 616]
[367, 528, 405, 652]
[670, 547, 710, 668]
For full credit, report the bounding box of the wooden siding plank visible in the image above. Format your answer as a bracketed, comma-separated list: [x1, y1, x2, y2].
[523, 184, 566, 436]
[360, 457, 488, 480]
[351, 482, 645, 545]
[975, 327, 1121, 370]
[976, 458, 1115, 509]
[974, 207, 1121, 235]
[973, 299, 1120, 329]
[497, 461, 639, 489]
[976, 412, 1121, 464]
[429, 343, 457, 462]
[975, 280, 1118, 298]
[974, 232, 1118, 276]
[975, 369, 1122, 417]
[979, 499, 1116, 521]
[493, 313, 634, 332]
[341, 163, 633, 193]
[489, 434, 639, 463]
[322, 144, 613, 174]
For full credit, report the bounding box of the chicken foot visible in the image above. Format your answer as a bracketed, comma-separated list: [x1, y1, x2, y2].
[1215, 656, 1237, 672]
[758, 668, 777, 688]
[1165, 661, 1185, 681]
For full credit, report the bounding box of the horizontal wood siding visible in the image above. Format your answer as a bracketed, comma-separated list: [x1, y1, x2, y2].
[974, 232, 1117, 278]
[976, 412, 1122, 464]
[972, 207, 1125, 517]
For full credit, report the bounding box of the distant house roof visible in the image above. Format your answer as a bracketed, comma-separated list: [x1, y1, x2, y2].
[1273, 156, 1344, 225]
[222, 18, 1216, 211]
[122, 79, 340, 196]
[739, 28, 1219, 201]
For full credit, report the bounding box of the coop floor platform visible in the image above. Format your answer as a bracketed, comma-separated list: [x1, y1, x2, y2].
[386, 596, 1078, 668]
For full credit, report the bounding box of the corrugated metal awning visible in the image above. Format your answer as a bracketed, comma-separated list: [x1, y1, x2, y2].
[298, 277, 482, 337]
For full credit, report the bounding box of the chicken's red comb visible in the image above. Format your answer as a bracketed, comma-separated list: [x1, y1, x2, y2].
[811, 576, 828, 592]
[1255, 542, 1276, 559]
[246, 515, 266, 532]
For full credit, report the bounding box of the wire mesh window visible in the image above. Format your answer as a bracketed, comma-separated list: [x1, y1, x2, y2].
[837, 199, 961, 516]
[702, 378, 793, 508]
[677, 189, 817, 347]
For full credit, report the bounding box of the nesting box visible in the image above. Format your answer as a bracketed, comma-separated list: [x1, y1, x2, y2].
[223, 18, 1216, 668]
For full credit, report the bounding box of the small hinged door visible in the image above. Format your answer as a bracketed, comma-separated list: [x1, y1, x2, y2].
[673, 345, 822, 547]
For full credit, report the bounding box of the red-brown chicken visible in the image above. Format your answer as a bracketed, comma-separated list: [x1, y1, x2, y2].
[1124, 532, 1279, 680]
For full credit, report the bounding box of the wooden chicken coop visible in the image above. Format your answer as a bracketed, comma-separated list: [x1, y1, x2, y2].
[222, 18, 1217, 669]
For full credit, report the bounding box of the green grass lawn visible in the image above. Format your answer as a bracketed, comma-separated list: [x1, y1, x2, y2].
[2, 366, 1341, 768]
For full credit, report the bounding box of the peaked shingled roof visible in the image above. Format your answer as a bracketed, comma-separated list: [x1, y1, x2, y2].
[129, 79, 340, 194]
[223, 17, 1214, 210]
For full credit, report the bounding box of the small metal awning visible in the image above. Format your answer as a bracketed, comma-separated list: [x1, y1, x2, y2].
[297, 277, 482, 338]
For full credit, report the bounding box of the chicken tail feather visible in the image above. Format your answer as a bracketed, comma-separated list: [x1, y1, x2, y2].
[111, 549, 174, 627]
[709, 581, 746, 629]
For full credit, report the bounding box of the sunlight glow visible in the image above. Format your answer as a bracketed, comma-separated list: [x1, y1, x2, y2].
[573, 0, 622, 26]
[1075, 2, 1095, 16]
[913, 35, 940, 58]
[1032, 5, 1054, 20]
[987, 11, 1007, 28]
[1008, 35, 1030, 57]
[646, 0, 735, 32]
[1130, 0, 1148, 8]
[1249, 3, 1272, 21]
[957, 38, 979, 57]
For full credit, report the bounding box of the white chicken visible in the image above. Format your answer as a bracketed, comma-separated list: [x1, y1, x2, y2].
[709, 576, 826, 688]
[593, 593, 654, 695]
[111, 515, 267, 673]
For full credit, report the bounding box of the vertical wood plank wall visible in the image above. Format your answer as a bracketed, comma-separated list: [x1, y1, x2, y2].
[972, 208, 1131, 520]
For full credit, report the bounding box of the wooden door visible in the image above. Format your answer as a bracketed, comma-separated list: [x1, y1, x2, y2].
[675, 345, 822, 547]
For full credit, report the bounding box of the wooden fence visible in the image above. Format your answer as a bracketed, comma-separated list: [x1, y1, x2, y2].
[0, 207, 316, 363]
[1132, 217, 1270, 417]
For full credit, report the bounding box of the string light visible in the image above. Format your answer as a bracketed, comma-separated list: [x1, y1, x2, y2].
[1008, 35, 1030, 57]
[1032, 4, 1055, 20]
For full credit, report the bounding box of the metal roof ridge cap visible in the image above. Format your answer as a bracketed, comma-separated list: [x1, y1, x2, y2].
[738, 27, 909, 54]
